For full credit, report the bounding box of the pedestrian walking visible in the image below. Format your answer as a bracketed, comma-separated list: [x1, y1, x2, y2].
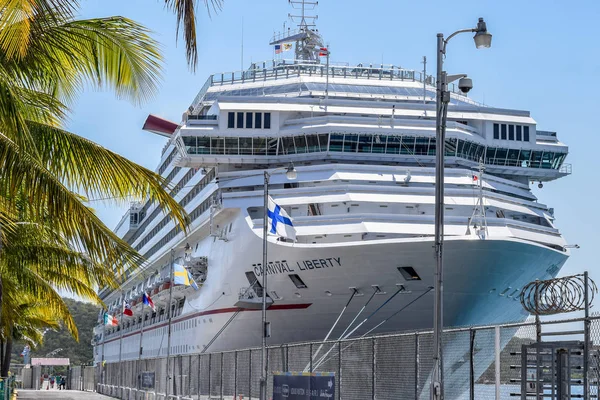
[60, 376, 66, 390]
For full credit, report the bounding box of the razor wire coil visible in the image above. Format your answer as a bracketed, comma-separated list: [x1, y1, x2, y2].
[520, 274, 597, 315]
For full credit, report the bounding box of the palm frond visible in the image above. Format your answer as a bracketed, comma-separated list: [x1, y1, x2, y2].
[27, 121, 189, 230]
[0, 131, 144, 276]
[164, 0, 222, 70]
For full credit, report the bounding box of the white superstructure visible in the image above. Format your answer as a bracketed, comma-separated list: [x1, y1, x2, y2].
[93, 5, 571, 379]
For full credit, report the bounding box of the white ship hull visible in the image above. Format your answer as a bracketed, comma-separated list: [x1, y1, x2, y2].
[98, 211, 567, 362]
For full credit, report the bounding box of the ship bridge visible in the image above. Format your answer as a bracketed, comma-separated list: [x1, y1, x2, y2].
[160, 60, 569, 184]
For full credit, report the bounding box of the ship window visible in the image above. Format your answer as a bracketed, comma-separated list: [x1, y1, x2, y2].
[236, 112, 244, 128]
[225, 137, 239, 155]
[508, 125, 515, 140]
[501, 124, 507, 140]
[227, 112, 235, 128]
[255, 113, 262, 129]
[264, 112, 271, 129]
[245, 112, 253, 128]
[524, 126, 530, 141]
[398, 266, 421, 281]
[289, 274, 307, 289]
[516, 125, 522, 141]
[240, 137, 252, 155]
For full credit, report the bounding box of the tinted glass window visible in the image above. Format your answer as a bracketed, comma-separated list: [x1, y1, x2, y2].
[493, 123, 499, 139]
[254, 113, 262, 129]
[509, 125, 515, 140]
[501, 124, 507, 140]
[245, 112, 253, 128]
[264, 112, 271, 129]
[227, 112, 235, 128]
[524, 126, 530, 141]
[236, 112, 244, 128]
[516, 125, 522, 141]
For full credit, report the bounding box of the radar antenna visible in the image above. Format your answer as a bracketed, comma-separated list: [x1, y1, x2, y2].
[270, 0, 324, 62]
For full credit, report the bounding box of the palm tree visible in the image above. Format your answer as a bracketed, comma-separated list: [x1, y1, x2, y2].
[0, 213, 119, 376]
[0, 1, 190, 275]
[0, 0, 224, 70]
[0, 297, 63, 377]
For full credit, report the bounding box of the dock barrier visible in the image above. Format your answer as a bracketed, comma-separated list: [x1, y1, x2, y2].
[94, 315, 600, 400]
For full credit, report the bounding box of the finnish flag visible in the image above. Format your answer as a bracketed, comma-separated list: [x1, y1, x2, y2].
[268, 196, 296, 241]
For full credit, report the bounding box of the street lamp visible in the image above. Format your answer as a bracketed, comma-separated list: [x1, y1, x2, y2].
[260, 162, 297, 400]
[432, 17, 491, 400]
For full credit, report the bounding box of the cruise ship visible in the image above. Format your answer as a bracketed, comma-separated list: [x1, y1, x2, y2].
[94, 1, 570, 383]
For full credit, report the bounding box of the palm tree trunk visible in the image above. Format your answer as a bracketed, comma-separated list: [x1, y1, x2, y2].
[1, 336, 11, 377]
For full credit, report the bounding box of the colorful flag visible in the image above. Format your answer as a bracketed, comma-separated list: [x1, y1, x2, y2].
[319, 47, 329, 57]
[472, 175, 479, 181]
[173, 264, 199, 290]
[274, 44, 282, 54]
[282, 43, 292, 52]
[142, 293, 155, 311]
[104, 313, 118, 326]
[123, 301, 133, 317]
[268, 196, 296, 241]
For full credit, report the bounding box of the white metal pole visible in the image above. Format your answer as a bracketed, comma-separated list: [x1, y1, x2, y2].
[137, 301, 146, 391]
[325, 48, 330, 104]
[261, 171, 270, 400]
[495, 326, 500, 400]
[118, 291, 124, 394]
[165, 249, 175, 398]
[431, 32, 445, 400]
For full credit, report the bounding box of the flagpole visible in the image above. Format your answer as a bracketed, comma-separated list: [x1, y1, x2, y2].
[165, 249, 175, 398]
[260, 170, 270, 400]
[118, 291, 124, 393]
[137, 300, 145, 391]
[101, 314, 106, 387]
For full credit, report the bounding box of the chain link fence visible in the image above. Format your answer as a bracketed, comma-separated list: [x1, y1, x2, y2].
[95, 316, 600, 400]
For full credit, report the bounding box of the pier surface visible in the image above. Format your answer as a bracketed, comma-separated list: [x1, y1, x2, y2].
[17, 390, 113, 399]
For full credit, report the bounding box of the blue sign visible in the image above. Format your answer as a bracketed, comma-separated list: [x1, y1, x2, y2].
[272, 372, 335, 400]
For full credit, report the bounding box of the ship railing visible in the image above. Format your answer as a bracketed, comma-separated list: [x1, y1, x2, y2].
[559, 162, 572, 174]
[188, 59, 469, 112]
[238, 286, 258, 301]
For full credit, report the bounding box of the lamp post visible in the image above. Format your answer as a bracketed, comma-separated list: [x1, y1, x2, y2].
[260, 162, 297, 400]
[432, 18, 491, 400]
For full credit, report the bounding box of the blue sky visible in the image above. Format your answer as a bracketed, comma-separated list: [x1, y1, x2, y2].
[71, 0, 599, 282]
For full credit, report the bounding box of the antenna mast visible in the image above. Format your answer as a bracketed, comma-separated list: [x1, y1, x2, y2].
[270, 0, 324, 62]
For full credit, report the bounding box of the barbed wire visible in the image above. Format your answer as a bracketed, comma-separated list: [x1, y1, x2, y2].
[520, 273, 597, 315]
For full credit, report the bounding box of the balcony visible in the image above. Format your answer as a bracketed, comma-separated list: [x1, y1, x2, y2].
[185, 114, 218, 125]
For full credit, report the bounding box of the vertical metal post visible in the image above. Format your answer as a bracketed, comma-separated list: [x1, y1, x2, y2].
[165, 249, 175, 398]
[432, 32, 445, 400]
[309, 343, 313, 373]
[415, 333, 419, 400]
[197, 354, 201, 399]
[422, 56, 427, 106]
[325, 48, 330, 104]
[220, 353, 224, 399]
[261, 171, 270, 400]
[338, 342, 342, 400]
[469, 329, 475, 400]
[495, 326, 500, 400]
[118, 290, 124, 395]
[234, 351, 238, 399]
[137, 302, 146, 391]
[584, 270, 590, 400]
[101, 323, 106, 386]
[249, 350, 252, 399]
[372, 338, 376, 400]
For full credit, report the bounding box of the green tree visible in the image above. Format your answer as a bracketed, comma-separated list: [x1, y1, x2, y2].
[11, 299, 99, 369]
[0, 0, 190, 312]
[0, 0, 202, 372]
